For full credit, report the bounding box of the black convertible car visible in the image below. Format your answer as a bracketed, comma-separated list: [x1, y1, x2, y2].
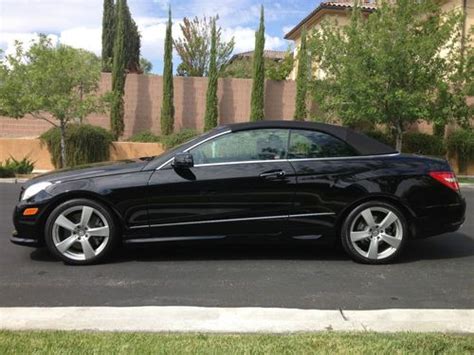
[12, 121, 465, 265]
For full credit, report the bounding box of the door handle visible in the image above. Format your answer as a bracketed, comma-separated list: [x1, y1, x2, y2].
[259, 170, 286, 179]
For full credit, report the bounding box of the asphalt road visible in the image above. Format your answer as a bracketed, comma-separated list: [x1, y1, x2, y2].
[0, 183, 473, 309]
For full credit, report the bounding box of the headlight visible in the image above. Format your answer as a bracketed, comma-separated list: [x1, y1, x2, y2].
[22, 181, 52, 201]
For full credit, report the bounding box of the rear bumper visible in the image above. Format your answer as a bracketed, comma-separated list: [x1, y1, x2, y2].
[411, 196, 466, 239]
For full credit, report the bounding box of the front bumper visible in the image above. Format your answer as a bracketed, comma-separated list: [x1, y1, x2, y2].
[11, 201, 50, 248]
[10, 230, 42, 247]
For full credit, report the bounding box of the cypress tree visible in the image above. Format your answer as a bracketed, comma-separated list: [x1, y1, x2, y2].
[129, 21, 141, 73]
[294, 27, 309, 120]
[123, 2, 140, 73]
[250, 5, 265, 121]
[101, 0, 115, 72]
[110, 0, 126, 139]
[161, 7, 175, 136]
[204, 18, 218, 131]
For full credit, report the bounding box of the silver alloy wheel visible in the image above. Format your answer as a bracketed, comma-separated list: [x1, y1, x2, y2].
[349, 206, 403, 260]
[52, 205, 110, 261]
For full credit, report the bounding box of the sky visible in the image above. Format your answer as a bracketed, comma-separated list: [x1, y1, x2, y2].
[0, 0, 320, 73]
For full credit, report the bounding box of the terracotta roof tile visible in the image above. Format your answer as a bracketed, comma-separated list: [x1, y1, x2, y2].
[323, 1, 378, 10]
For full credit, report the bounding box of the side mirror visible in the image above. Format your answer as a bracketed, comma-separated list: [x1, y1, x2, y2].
[172, 152, 194, 169]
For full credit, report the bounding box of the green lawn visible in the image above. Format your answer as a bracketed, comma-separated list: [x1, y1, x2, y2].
[459, 177, 474, 184]
[0, 331, 473, 354]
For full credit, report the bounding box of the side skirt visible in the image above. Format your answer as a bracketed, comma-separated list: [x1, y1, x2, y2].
[123, 235, 226, 244]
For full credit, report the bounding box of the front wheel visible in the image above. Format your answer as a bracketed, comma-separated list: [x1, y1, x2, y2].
[45, 198, 118, 265]
[341, 201, 407, 264]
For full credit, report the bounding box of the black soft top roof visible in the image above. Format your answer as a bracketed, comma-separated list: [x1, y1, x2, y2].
[219, 120, 397, 156]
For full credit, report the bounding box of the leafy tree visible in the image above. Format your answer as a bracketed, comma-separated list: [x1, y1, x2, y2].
[431, 24, 474, 136]
[310, 0, 469, 151]
[220, 51, 293, 80]
[0, 36, 105, 167]
[250, 5, 265, 121]
[266, 51, 294, 81]
[101, 0, 115, 72]
[174, 16, 235, 77]
[294, 27, 309, 120]
[220, 59, 253, 79]
[466, 35, 474, 97]
[161, 7, 175, 135]
[140, 57, 153, 74]
[110, 0, 127, 140]
[204, 19, 219, 131]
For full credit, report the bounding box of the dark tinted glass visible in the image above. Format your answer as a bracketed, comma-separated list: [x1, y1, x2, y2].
[191, 129, 289, 164]
[288, 129, 358, 159]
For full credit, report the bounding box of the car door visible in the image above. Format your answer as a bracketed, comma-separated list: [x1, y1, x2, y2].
[146, 128, 296, 239]
[287, 128, 362, 239]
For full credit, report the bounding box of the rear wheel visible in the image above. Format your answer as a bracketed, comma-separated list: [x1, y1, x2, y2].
[341, 201, 407, 264]
[45, 199, 118, 265]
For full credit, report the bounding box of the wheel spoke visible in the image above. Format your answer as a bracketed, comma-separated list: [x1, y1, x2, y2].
[55, 214, 77, 231]
[88, 226, 109, 237]
[80, 206, 94, 228]
[80, 239, 96, 260]
[56, 234, 79, 253]
[361, 209, 376, 228]
[379, 211, 398, 230]
[380, 233, 401, 248]
[350, 230, 370, 242]
[367, 237, 379, 259]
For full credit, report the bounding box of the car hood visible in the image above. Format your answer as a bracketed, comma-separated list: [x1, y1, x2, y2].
[26, 158, 153, 187]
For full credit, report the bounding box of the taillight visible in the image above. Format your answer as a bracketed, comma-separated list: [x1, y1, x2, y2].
[429, 171, 460, 192]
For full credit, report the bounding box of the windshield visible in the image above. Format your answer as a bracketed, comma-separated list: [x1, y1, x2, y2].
[145, 129, 224, 170]
[152, 135, 203, 161]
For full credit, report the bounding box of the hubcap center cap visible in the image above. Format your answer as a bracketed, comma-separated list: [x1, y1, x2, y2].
[371, 228, 380, 237]
[78, 230, 86, 237]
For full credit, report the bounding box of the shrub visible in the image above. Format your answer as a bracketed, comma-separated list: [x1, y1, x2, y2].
[3, 156, 35, 174]
[446, 128, 474, 173]
[40, 124, 113, 168]
[128, 131, 161, 143]
[402, 132, 446, 156]
[0, 165, 15, 178]
[161, 129, 199, 149]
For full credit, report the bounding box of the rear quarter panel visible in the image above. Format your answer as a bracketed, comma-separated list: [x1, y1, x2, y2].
[288, 154, 463, 239]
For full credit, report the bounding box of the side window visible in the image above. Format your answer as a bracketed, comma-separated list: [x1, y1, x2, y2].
[288, 129, 358, 159]
[191, 129, 289, 165]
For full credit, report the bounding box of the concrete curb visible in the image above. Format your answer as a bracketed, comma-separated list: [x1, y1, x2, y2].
[0, 178, 29, 184]
[0, 307, 473, 333]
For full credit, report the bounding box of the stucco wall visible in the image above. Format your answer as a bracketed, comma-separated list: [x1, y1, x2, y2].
[0, 74, 297, 139]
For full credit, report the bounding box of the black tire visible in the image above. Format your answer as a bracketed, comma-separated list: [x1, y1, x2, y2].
[45, 198, 119, 265]
[341, 201, 407, 264]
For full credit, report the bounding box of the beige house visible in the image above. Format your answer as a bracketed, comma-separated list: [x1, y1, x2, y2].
[285, 0, 474, 79]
